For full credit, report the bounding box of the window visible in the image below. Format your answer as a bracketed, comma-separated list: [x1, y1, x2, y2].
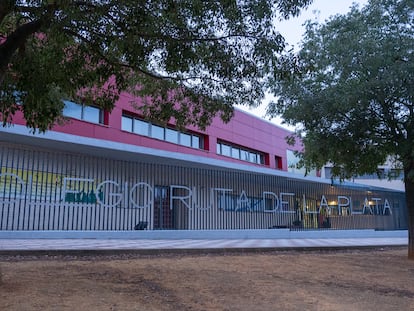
[151, 124, 164, 140]
[241, 150, 249, 162]
[192, 135, 201, 149]
[134, 119, 149, 136]
[63, 100, 82, 119]
[83, 105, 101, 123]
[181, 133, 192, 147]
[287, 149, 303, 175]
[257, 154, 264, 165]
[63, 100, 103, 124]
[122, 115, 149, 135]
[231, 147, 240, 159]
[352, 168, 403, 180]
[121, 116, 133, 131]
[180, 132, 201, 148]
[166, 128, 178, 144]
[275, 156, 283, 170]
[249, 152, 257, 163]
[221, 144, 231, 157]
[216, 141, 265, 165]
[287, 150, 317, 177]
[121, 113, 204, 149]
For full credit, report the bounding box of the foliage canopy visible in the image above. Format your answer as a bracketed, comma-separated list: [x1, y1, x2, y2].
[0, 0, 312, 131]
[270, 0, 413, 181]
[269, 0, 414, 257]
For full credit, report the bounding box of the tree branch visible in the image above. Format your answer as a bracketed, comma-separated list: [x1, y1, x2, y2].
[0, 18, 43, 86]
[0, 1, 14, 26]
[62, 27, 222, 84]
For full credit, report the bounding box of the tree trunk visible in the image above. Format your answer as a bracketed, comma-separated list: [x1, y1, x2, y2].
[404, 172, 414, 259]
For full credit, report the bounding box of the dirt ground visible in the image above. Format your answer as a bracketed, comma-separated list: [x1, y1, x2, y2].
[0, 247, 413, 311]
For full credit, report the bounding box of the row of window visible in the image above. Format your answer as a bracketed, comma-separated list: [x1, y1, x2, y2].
[62, 102, 204, 150]
[216, 141, 265, 165]
[121, 115, 203, 149]
[63, 101, 285, 169]
[63, 100, 104, 124]
[324, 167, 403, 180]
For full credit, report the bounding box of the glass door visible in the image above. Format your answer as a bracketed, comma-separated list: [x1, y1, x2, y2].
[153, 186, 174, 229]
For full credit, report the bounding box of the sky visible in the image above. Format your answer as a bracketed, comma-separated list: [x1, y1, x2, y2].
[237, 0, 369, 130]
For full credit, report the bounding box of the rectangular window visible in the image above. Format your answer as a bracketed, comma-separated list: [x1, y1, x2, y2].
[287, 149, 317, 176]
[257, 154, 264, 165]
[180, 133, 192, 147]
[121, 116, 133, 131]
[63, 100, 103, 124]
[134, 119, 149, 136]
[83, 105, 102, 123]
[241, 150, 249, 161]
[231, 147, 240, 159]
[217, 140, 265, 165]
[249, 152, 257, 163]
[287, 149, 298, 172]
[63, 100, 82, 119]
[275, 156, 283, 169]
[192, 135, 200, 149]
[151, 124, 165, 140]
[165, 128, 178, 144]
[122, 113, 204, 150]
[221, 144, 231, 157]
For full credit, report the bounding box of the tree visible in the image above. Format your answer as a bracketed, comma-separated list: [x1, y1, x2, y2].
[269, 0, 414, 257]
[0, 0, 312, 131]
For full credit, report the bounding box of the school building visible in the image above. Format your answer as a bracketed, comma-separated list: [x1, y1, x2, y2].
[0, 93, 407, 233]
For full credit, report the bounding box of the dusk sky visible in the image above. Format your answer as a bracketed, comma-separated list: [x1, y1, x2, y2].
[238, 0, 369, 129]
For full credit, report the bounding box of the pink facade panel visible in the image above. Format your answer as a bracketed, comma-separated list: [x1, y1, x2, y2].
[11, 95, 301, 171]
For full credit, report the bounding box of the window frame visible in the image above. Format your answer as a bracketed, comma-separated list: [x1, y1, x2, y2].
[121, 113, 205, 150]
[63, 100, 104, 124]
[216, 140, 265, 165]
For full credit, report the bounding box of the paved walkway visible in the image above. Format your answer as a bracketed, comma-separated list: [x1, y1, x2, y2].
[0, 237, 408, 254]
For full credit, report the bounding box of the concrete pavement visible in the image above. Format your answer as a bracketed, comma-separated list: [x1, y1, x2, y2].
[0, 235, 408, 255]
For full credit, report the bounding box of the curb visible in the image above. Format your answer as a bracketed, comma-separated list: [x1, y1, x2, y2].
[0, 245, 407, 259]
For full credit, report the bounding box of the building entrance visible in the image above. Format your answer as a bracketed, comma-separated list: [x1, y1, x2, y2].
[153, 186, 174, 229]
